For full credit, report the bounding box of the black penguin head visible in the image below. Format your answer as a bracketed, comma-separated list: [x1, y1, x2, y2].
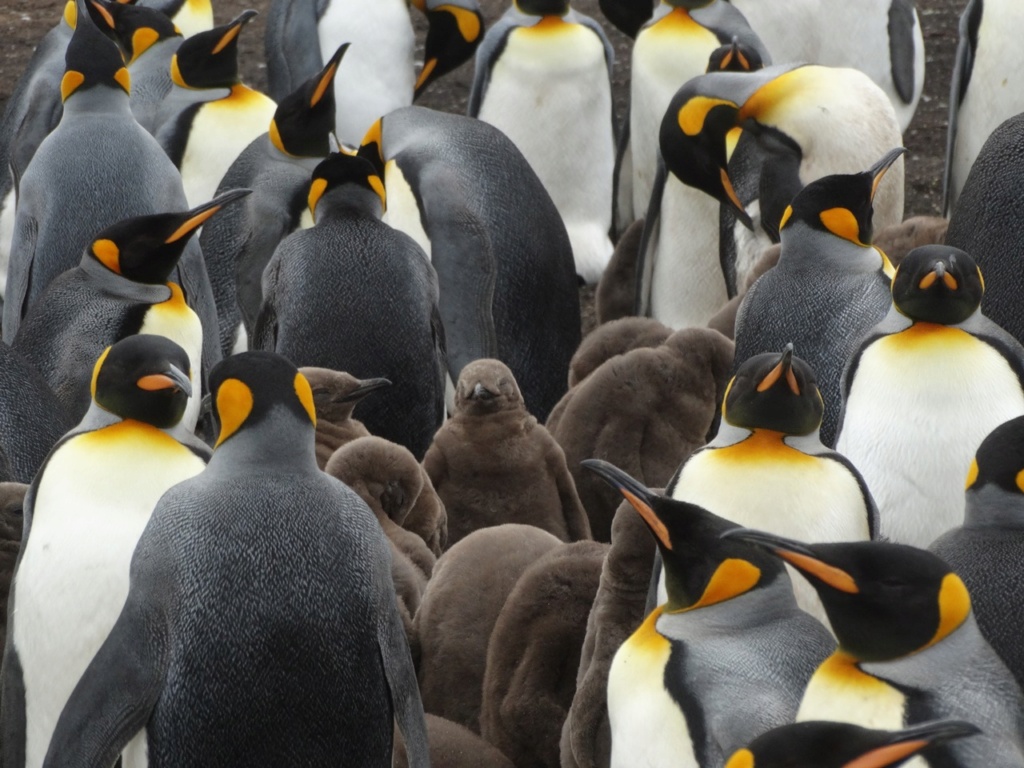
[722, 345, 823, 436]
[208, 351, 317, 449]
[513, 0, 569, 16]
[170, 9, 255, 89]
[91, 334, 193, 428]
[357, 117, 387, 178]
[269, 44, 348, 158]
[299, 367, 391, 423]
[307, 152, 386, 221]
[891, 245, 983, 325]
[454, 359, 523, 416]
[721, 530, 973, 662]
[62, 1, 131, 102]
[725, 720, 981, 768]
[86, 189, 251, 283]
[778, 147, 906, 246]
[965, 415, 1024, 503]
[416, 0, 483, 97]
[706, 37, 764, 74]
[93, 0, 180, 63]
[663, 0, 717, 9]
[584, 460, 784, 613]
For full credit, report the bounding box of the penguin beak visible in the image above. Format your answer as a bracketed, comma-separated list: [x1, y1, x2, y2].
[310, 43, 349, 108]
[166, 188, 253, 243]
[137, 364, 192, 396]
[470, 382, 496, 401]
[214, 9, 257, 54]
[869, 147, 907, 202]
[720, 528, 859, 594]
[582, 459, 672, 550]
[841, 721, 981, 768]
[341, 377, 391, 404]
[415, 5, 483, 97]
[755, 343, 800, 395]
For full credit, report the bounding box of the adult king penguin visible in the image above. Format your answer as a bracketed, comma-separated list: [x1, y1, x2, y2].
[724, 530, 1024, 768]
[469, 0, 615, 284]
[13, 191, 250, 432]
[932, 415, 1024, 691]
[41, 352, 430, 767]
[137, 0, 212, 38]
[662, 346, 877, 624]
[2, 335, 208, 768]
[837, 245, 1024, 548]
[726, 151, 905, 447]
[585, 460, 834, 768]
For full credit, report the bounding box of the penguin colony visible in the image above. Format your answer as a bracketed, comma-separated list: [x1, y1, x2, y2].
[4, 0, 1024, 765]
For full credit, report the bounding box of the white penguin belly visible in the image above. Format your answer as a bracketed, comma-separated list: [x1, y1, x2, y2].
[170, 0, 213, 38]
[383, 159, 431, 259]
[14, 424, 205, 768]
[608, 609, 697, 768]
[318, 0, 414, 145]
[649, 176, 725, 328]
[837, 324, 1024, 548]
[630, 13, 720, 220]
[0, 186, 14, 298]
[180, 88, 278, 208]
[477, 20, 614, 284]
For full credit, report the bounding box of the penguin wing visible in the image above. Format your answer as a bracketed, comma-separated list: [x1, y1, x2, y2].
[612, 105, 633, 235]
[2, 212, 38, 344]
[467, 16, 518, 118]
[251, 248, 283, 352]
[958, 313, 1024, 386]
[817, 451, 881, 540]
[1, 631, 26, 765]
[175, 240, 224, 384]
[634, 154, 669, 316]
[888, 0, 919, 105]
[943, 0, 983, 216]
[7, 95, 62, 195]
[264, 0, 325, 102]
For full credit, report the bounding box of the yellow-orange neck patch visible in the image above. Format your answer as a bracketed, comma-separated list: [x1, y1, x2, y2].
[90, 346, 113, 400]
[439, 4, 481, 40]
[92, 238, 121, 273]
[61, 71, 86, 102]
[307, 177, 328, 222]
[924, 573, 970, 650]
[215, 378, 254, 447]
[819, 207, 861, 244]
[130, 28, 161, 62]
[672, 558, 761, 612]
[724, 748, 755, 768]
[294, 372, 316, 426]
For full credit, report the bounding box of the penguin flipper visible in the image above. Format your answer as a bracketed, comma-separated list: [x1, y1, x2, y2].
[175, 239, 224, 386]
[378, 598, 430, 768]
[1, 634, 27, 766]
[264, 0, 325, 102]
[943, 0, 983, 217]
[888, 0, 918, 105]
[251, 250, 282, 352]
[634, 154, 668, 316]
[612, 105, 633, 236]
[2, 212, 37, 343]
[467, 16, 517, 118]
[7, 98, 62, 196]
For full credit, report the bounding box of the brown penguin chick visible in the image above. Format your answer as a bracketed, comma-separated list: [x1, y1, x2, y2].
[393, 714, 515, 768]
[414, 524, 563, 732]
[423, 359, 592, 546]
[707, 243, 781, 339]
[596, 218, 645, 324]
[560, 499, 656, 768]
[548, 327, 734, 542]
[480, 540, 608, 768]
[0, 482, 28, 652]
[402, 463, 448, 557]
[298, 367, 391, 469]
[873, 215, 948, 266]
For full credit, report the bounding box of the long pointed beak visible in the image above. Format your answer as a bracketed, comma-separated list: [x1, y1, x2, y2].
[756, 343, 798, 394]
[165, 188, 252, 243]
[311, 43, 349, 107]
[341, 377, 391, 403]
[843, 720, 981, 768]
[137, 363, 192, 396]
[721, 528, 859, 593]
[869, 147, 907, 201]
[582, 459, 671, 549]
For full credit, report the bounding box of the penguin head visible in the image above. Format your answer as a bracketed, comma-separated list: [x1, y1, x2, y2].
[269, 44, 348, 158]
[357, 117, 387, 179]
[720, 530, 973, 662]
[299, 367, 391, 423]
[208, 351, 317, 449]
[964, 415, 1024, 524]
[170, 9, 255, 89]
[663, 0, 717, 9]
[891, 245, 983, 326]
[91, 334, 193, 428]
[307, 152, 386, 222]
[86, 189, 251, 283]
[725, 720, 981, 768]
[584, 460, 785, 613]
[706, 37, 764, 74]
[92, 0, 180, 63]
[777, 147, 906, 248]
[454, 359, 523, 416]
[513, 0, 569, 16]
[721, 345, 823, 436]
[416, 0, 483, 97]
[62, 0, 131, 102]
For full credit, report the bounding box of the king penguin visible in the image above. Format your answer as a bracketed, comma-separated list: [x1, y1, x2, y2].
[2, 335, 208, 768]
[723, 530, 1024, 768]
[931, 415, 1024, 691]
[837, 244, 1024, 548]
[252, 152, 446, 460]
[469, 0, 615, 284]
[155, 11, 278, 208]
[12, 190, 250, 432]
[726, 149, 905, 447]
[39, 351, 430, 766]
[584, 459, 834, 768]
[137, 0, 212, 38]
[662, 346, 877, 624]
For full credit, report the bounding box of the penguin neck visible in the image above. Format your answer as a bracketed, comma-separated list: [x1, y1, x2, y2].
[130, 36, 181, 70]
[315, 187, 384, 222]
[662, 572, 798, 630]
[964, 485, 1024, 529]
[63, 86, 132, 117]
[779, 223, 886, 275]
[211, 409, 318, 472]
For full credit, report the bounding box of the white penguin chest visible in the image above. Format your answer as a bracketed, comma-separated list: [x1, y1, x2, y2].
[13, 423, 205, 768]
[608, 609, 697, 768]
[382, 159, 431, 259]
[837, 324, 1024, 548]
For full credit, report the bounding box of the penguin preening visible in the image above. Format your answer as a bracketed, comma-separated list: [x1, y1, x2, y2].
[585, 460, 834, 768]
[3, 335, 207, 768]
[40, 351, 430, 766]
[725, 530, 1024, 768]
[837, 245, 1024, 548]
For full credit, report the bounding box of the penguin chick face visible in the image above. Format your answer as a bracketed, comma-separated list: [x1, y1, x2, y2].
[170, 9, 255, 89]
[706, 39, 764, 74]
[722, 531, 972, 662]
[725, 720, 981, 768]
[269, 44, 348, 158]
[416, 0, 483, 97]
[209, 351, 317, 448]
[778, 148, 906, 247]
[299, 367, 391, 424]
[62, 5, 131, 101]
[891, 245, 983, 326]
[966, 415, 1024, 498]
[454, 359, 523, 417]
[91, 335, 193, 428]
[307, 153, 386, 221]
[584, 460, 785, 613]
[723, 346, 823, 436]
